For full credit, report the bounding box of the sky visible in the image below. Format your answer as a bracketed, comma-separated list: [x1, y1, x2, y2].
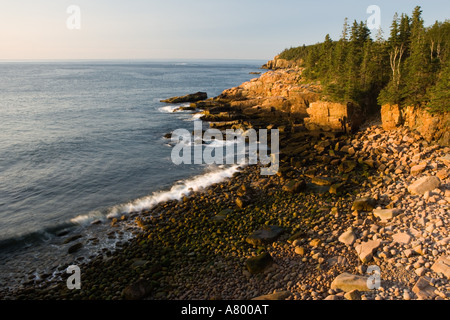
[0, 0, 449, 61]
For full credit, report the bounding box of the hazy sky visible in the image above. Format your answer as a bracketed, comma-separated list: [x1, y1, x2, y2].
[1, 0, 449, 60]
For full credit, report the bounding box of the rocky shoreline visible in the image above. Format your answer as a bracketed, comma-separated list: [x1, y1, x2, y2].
[1, 68, 449, 301]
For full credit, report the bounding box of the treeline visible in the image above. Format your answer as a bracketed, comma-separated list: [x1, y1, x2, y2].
[278, 6, 449, 113]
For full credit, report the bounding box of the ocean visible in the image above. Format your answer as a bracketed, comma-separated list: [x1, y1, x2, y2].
[0, 59, 264, 290]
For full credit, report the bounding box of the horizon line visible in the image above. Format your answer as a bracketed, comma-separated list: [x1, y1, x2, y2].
[0, 57, 269, 63]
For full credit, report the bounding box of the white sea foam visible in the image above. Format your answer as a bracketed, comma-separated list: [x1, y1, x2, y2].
[158, 103, 191, 114]
[158, 105, 179, 113]
[70, 210, 104, 225]
[106, 164, 242, 218]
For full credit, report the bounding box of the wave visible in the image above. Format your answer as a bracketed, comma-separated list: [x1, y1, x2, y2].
[158, 103, 191, 113]
[106, 164, 241, 218]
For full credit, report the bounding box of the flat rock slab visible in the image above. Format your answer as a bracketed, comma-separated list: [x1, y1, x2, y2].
[311, 176, 333, 186]
[330, 273, 370, 292]
[373, 208, 401, 221]
[392, 232, 412, 244]
[355, 240, 381, 263]
[246, 226, 284, 246]
[408, 176, 441, 195]
[412, 277, 437, 300]
[431, 256, 450, 279]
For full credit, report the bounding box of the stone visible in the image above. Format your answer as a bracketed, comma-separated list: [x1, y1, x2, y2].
[282, 180, 306, 193]
[351, 198, 376, 212]
[235, 197, 245, 209]
[415, 267, 426, 277]
[324, 295, 341, 300]
[161, 92, 207, 103]
[122, 279, 153, 300]
[373, 208, 401, 221]
[309, 239, 322, 247]
[311, 176, 333, 186]
[392, 232, 412, 244]
[344, 289, 361, 300]
[252, 291, 291, 300]
[67, 242, 83, 254]
[431, 256, 450, 279]
[329, 183, 345, 194]
[404, 249, 415, 258]
[436, 168, 449, 180]
[246, 226, 284, 246]
[294, 246, 306, 256]
[355, 240, 381, 263]
[410, 163, 427, 176]
[327, 256, 349, 267]
[63, 234, 83, 244]
[412, 277, 437, 300]
[245, 252, 274, 274]
[438, 154, 450, 167]
[338, 229, 357, 246]
[338, 160, 357, 173]
[408, 176, 441, 195]
[330, 273, 370, 292]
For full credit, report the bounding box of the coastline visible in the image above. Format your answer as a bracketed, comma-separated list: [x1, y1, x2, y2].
[1, 68, 449, 301]
[2, 113, 448, 300]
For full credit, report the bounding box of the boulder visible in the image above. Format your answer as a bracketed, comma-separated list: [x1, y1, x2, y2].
[311, 176, 333, 186]
[344, 290, 362, 300]
[355, 240, 381, 263]
[410, 163, 427, 176]
[338, 229, 357, 246]
[408, 176, 441, 195]
[351, 197, 376, 212]
[245, 252, 274, 274]
[161, 92, 207, 103]
[392, 232, 412, 244]
[330, 273, 370, 292]
[431, 256, 450, 279]
[246, 226, 284, 247]
[282, 180, 306, 193]
[373, 208, 401, 221]
[67, 242, 83, 254]
[412, 277, 437, 300]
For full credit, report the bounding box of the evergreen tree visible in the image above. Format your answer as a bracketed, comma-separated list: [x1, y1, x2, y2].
[427, 59, 450, 113]
[403, 6, 432, 106]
